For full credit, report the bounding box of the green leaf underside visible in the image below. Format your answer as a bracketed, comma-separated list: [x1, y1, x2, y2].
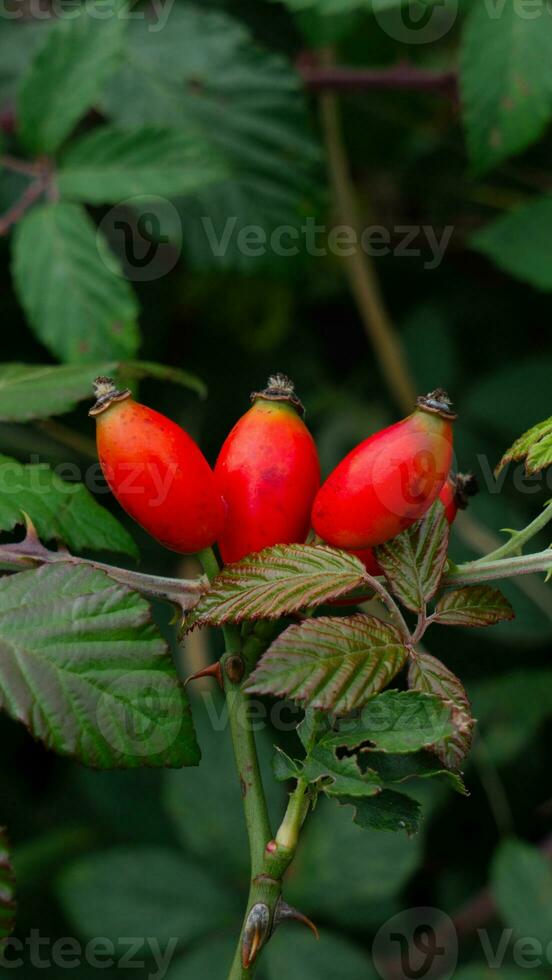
[57, 847, 236, 947]
[0, 564, 199, 768]
[375, 501, 450, 613]
[365, 750, 467, 794]
[58, 126, 226, 203]
[321, 690, 455, 753]
[12, 202, 139, 364]
[0, 453, 136, 557]
[461, 0, 552, 174]
[244, 614, 407, 714]
[408, 651, 474, 769]
[184, 544, 367, 629]
[496, 413, 552, 475]
[0, 361, 118, 422]
[338, 790, 421, 835]
[302, 744, 383, 797]
[492, 839, 552, 950]
[102, 4, 320, 271]
[434, 586, 515, 627]
[0, 828, 16, 946]
[0, 360, 204, 422]
[18, 1, 125, 155]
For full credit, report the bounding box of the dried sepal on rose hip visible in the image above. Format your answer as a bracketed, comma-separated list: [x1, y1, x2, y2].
[215, 374, 320, 565]
[90, 377, 225, 554]
[312, 388, 457, 550]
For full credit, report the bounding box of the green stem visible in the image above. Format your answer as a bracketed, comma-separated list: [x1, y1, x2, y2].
[197, 548, 276, 979]
[465, 503, 552, 565]
[445, 549, 552, 587]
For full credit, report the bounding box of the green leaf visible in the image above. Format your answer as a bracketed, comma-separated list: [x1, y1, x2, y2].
[460, 0, 552, 173]
[103, 4, 320, 272]
[183, 545, 367, 630]
[497, 413, 552, 475]
[244, 614, 408, 714]
[321, 690, 454, 753]
[0, 453, 137, 557]
[12, 202, 139, 364]
[338, 790, 421, 835]
[0, 359, 205, 422]
[57, 847, 237, 949]
[0, 828, 16, 947]
[472, 197, 552, 291]
[434, 586, 515, 627]
[0, 361, 118, 422]
[408, 651, 474, 769]
[302, 743, 383, 797]
[58, 126, 226, 204]
[375, 500, 450, 613]
[18, 1, 125, 155]
[492, 839, 552, 949]
[365, 750, 467, 794]
[0, 564, 199, 769]
[0, 21, 51, 104]
[265, 928, 375, 980]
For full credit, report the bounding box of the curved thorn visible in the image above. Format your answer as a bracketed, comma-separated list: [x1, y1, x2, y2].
[273, 898, 319, 940]
[184, 662, 223, 690]
[242, 903, 271, 968]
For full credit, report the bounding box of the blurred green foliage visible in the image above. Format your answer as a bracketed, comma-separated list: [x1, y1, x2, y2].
[1, 0, 552, 976]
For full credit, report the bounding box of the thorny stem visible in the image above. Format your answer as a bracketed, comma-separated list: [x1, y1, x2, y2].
[198, 548, 305, 980]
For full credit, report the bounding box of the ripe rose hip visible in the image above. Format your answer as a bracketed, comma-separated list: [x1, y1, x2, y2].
[215, 374, 320, 565]
[345, 471, 479, 581]
[90, 377, 225, 554]
[311, 389, 456, 550]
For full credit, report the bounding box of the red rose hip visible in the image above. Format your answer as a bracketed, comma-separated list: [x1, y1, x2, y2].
[215, 374, 320, 564]
[90, 377, 225, 554]
[312, 389, 456, 550]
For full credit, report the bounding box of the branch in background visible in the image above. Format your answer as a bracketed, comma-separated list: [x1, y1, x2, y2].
[317, 48, 417, 414]
[300, 58, 458, 101]
[0, 174, 47, 237]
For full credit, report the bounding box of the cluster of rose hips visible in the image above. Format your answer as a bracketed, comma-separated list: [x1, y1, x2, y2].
[90, 374, 476, 571]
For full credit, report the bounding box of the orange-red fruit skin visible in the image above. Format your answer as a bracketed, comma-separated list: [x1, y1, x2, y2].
[438, 476, 458, 525]
[215, 400, 320, 565]
[95, 399, 225, 554]
[312, 409, 454, 550]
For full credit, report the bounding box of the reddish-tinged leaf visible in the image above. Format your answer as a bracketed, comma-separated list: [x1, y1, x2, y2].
[0, 828, 16, 946]
[375, 501, 450, 613]
[183, 545, 366, 630]
[244, 613, 408, 715]
[408, 651, 475, 769]
[433, 586, 515, 627]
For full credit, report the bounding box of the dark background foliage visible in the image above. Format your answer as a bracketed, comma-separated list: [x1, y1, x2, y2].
[1, 0, 551, 977]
